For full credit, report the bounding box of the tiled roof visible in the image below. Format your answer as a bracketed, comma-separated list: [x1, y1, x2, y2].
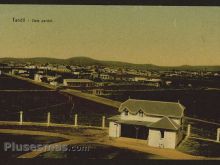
[63, 79, 93, 83]
[108, 115, 152, 127]
[119, 99, 184, 118]
[149, 116, 180, 131]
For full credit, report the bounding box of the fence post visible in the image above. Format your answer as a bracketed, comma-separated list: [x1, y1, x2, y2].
[102, 116, 105, 128]
[47, 112, 50, 126]
[74, 114, 78, 126]
[217, 128, 220, 142]
[187, 124, 191, 137]
[19, 111, 23, 125]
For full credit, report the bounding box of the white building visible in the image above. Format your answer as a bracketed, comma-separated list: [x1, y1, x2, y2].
[63, 79, 94, 87]
[133, 77, 146, 82]
[50, 81, 58, 86]
[34, 74, 43, 82]
[100, 74, 111, 80]
[108, 99, 185, 149]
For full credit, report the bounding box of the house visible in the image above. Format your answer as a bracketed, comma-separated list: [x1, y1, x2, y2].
[91, 89, 105, 95]
[145, 78, 162, 88]
[108, 99, 185, 149]
[50, 81, 58, 86]
[133, 77, 146, 82]
[34, 74, 43, 82]
[100, 74, 111, 81]
[63, 79, 94, 87]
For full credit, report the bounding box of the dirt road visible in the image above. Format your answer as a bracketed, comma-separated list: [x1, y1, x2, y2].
[0, 128, 205, 159]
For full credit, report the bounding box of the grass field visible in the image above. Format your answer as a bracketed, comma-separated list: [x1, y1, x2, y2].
[178, 138, 220, 158]
[0, 74, 47, 90]
[0, 74, 118, 126]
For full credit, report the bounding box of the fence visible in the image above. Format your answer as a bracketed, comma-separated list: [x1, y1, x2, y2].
[0, 111, 108, 129]
[183, 118, 220, 143]
[0, 110, 220, 143]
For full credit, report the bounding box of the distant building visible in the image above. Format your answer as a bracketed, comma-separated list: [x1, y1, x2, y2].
[12, 69, 27, 75]
[63, 79, 94, 87]
[133, 77, 146, 82]
[92, 89, 105, 95]
[145, 78, 162, 88]
[100, 74, 111, 81]
[73, 72, 80, 78]
[108, 99, 185, 149]
[91, 72, 99, 79]
[50, 81, 58, 86]
[34, 74, 43, 82]
[165, 81, 172, 86]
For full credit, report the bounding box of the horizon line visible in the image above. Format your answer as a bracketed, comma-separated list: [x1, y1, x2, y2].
[0, 56, 220, 67]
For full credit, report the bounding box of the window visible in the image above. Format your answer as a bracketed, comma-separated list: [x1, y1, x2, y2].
[124, 110, 128, 116]
[160, 130, 165, 139]
[139, 111, 144, 117]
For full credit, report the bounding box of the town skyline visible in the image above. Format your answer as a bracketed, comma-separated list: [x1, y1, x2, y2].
[0, 5, 220, 66]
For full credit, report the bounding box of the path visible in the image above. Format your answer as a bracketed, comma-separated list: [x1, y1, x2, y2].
[0, 128, 204, 159]
[99, 137, 203, 160]
[61, 89, 121, 108]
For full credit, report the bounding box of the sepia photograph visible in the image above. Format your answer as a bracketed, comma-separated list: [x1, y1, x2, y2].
[0, 3, 220, 160]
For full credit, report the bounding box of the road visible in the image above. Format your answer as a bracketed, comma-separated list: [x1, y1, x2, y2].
[61, 89, 121, 108]
[4, 73, 121, 108]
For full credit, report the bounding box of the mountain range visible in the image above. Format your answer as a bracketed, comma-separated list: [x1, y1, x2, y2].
[0, 56, 220, 71]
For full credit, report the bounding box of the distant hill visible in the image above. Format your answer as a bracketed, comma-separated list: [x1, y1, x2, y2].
[0, 56, 220, 72]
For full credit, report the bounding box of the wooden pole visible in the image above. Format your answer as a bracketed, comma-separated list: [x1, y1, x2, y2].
[102, 116, 105, 128]
[187, 124, 191, 137]
[74, 114, 78, 126]
[217, 128, 220, 142]
[19, 111, 23, 125]
[47, 112, 50, 126]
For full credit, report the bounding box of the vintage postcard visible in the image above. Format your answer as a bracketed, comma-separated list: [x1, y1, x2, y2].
[0, 3, 219, 160]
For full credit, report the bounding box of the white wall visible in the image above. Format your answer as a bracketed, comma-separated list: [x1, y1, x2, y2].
[109, 122, 121, 138]
[148, 129, 177, 149]
[175, 129, 184, 145]
[121, 112, 161, 122]
[172, 118, 181, 125]
[63, 79, 68, 86]
[121, 112, 181, 125]
[148, 129, 161, 148]
[34, 74, 42, 82]
[164, 131, 177, 149]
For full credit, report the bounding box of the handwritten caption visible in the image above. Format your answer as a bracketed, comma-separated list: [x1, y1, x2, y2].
[12, 17, 53, 23]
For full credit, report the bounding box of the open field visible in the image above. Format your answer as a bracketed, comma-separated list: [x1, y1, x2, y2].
[178, 138, 220, 158]
[0, 74, 118, 126]
[0, 74, 48, 90]
[0, 90, 118, 126]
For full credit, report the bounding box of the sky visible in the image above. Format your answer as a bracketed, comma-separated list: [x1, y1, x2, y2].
[0, 5, 220, 66]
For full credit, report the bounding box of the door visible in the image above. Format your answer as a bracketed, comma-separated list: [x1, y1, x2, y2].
[121, 124, 148, 140]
